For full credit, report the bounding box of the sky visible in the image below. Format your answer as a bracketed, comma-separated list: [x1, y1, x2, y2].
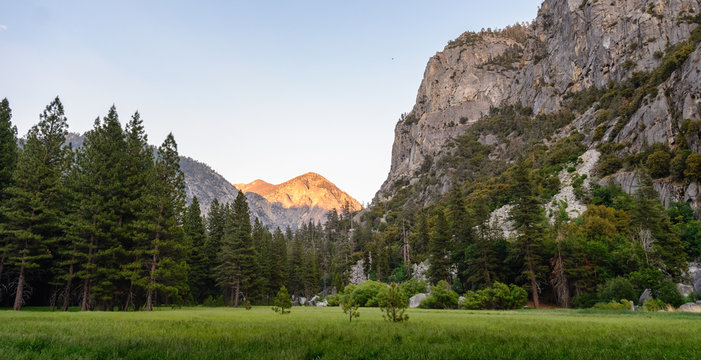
[0, 0, 542, 205]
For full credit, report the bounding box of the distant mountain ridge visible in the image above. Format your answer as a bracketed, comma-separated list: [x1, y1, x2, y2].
[235, 172, 362, 213]
[64, 132, 358, 230]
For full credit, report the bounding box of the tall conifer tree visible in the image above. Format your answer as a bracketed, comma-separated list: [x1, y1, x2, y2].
[4, 97, 70, 310]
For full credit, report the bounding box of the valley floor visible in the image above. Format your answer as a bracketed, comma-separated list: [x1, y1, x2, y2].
[1, 306, 700, 359]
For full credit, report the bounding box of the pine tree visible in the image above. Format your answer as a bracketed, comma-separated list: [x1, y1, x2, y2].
[510, 159, 546, 308]
[269, 227, 288, 299]
[143, 133, 187, 310]
[447, 183, 476, 291]
[216, 191, 256, 307]
[184, 197, 208, 303]
[3, 97, 70, 310]
[632, 172, 686, 277]
[0, 98, 18, 284]
[203, 199, 226, 300]
[428, 210, 452, 285]
[120, 112, 155, 310]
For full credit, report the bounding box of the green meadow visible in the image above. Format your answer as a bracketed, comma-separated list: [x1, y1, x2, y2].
[1, 306, 700, 359]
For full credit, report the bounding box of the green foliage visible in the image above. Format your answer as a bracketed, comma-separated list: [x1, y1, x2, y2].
[592, 299, 631, 310]
[351, 280, 386, 307]
[272, 286, 291, 314]
[420, 280, 459, 309]
[428, 211, 452, 284]
[643, 298, 666, 312]
[596, 154, 623, 176]
[398, 278, 427, 301]
[645, 150, 671, 178]
[378, 282, 409, 322]
[460, 282, 528, 310]
[340, 286, 360, 322]
[654, 281, 686, 308]
[326, 294, 340, 307]
[597, 277, 636, 303]
[684, 153, 701, 181]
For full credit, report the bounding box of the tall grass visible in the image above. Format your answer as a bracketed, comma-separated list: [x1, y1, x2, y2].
[1, 307, 700, 359]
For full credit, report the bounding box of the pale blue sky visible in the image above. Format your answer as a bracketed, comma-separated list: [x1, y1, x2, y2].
[0, 0, 541, 204]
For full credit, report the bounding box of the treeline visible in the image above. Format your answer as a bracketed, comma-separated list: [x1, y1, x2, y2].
[0, 97, 364, 310]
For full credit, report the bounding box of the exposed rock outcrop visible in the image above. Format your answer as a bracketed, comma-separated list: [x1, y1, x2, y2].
[376, 0, 701, 212]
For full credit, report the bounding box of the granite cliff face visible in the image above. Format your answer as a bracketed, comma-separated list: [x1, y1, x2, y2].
[378, 0, 701, 209]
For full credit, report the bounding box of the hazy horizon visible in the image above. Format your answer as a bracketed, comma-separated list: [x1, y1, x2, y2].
[1, 0, 541, 204]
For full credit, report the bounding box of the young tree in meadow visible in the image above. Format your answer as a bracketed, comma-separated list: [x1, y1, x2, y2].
[143, 134, 187, 311]
[428, 210, 452, 285]
[0, 98, 18, 284]
[510, 159, 546, 308]
[3, 97, 70, 310]
[272, 285, 291, 314]
[379, 282, 409, 322]
[184, 197, 209, 303]
[216, 191, 256, 307]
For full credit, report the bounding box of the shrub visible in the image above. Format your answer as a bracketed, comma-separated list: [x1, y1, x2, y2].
[399, 278, 427, 301]
[460, 282, 528, 310]
[654, 280, 686, 308]
[642, 298, 666, 312]
[645, 150, 671, 178]
[326, 294, 340, 307]
[596, 154, 623, 176]
[684, 153, 701, 181]
[597, 277, 637, 303]
[378, 283, 409, 322]
[592, 299, 631, 310]
[420, 280, 459, 309]
[572, 293, 598, 308]
[351, 281, 386, 307]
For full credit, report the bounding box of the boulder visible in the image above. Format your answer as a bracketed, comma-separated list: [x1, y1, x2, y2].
[299, 296, 306, 305]
[316, 301, 328, 307]
[677, 283, 695, 298]
[639, 289, 652, 305]
[309, 295, 320, 306]
[409, 293, 427, 308]
[678, 302, 701, 312]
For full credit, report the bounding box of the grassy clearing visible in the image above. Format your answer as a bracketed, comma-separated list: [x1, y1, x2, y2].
[1, 306, 700, 359]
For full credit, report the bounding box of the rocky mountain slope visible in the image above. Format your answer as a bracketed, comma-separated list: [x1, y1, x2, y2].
[377, 0, 701, 213]
[66, 133, 355, 230]
[235, 172, 361, 212]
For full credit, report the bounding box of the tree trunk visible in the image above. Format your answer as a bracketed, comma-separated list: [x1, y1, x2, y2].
[145, 241, 159, 311]
[61, 261, 74, 312]
[526, 242, 540, 308]
[123, 282, 133, 311]
[0, 239, 8, 282]
[81, 233, 95, 311]
[13, 253, 26, 311]
[234, 278, 240, 308]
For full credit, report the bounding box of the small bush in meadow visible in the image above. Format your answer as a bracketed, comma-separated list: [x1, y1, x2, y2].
[592, 299, 631, 310]
[643, 298, 667, 312]
[460, 282, 528, 310]
[420, 280, 459, 309]
[378, 282, 409, 322]
[597, 277, 636, 303]
[399, 278, 427, 301]
[351, 281, 386, 307]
